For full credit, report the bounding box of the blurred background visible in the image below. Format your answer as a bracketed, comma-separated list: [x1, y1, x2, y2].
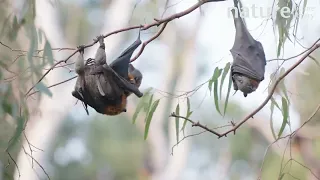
[0, 0, 320, 179]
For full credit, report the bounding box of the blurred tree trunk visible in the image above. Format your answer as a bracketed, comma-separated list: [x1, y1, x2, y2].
[14, 0, 74, 179]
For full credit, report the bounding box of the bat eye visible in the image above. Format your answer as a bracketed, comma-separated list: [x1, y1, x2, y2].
[238, 80, 243, 83]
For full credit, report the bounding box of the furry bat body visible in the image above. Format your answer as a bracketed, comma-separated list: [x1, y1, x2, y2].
[72, 33, 143, 115]
[230, 0, 266, 97]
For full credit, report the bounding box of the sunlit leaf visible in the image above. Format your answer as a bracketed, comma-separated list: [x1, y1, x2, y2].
[278, 97, 289, 138]
[35, 81, 52, 97]
[144, 99, 160, 140]
[220, 62, 231, 99]
[175, 104, 180, 143]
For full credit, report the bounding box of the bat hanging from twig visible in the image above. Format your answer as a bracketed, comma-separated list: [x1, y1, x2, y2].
[72, 30, 143, 115]
[230, 0, 267, 97]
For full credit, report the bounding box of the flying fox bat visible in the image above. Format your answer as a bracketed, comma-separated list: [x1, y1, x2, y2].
[72, 31, 143, 115]
[72, 63, 143, 115]
[230, 0, 266, 97]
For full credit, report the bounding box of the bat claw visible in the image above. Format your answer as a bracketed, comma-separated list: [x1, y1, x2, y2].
[86, 58, 95, 65]
[77, 45, 85, 53]
[94, 35, 104, 45]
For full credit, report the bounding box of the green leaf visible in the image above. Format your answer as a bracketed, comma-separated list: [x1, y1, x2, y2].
[208, 80, 213, 95]
[275, 0, 293, 57]
[146, 94, 154, 112]
[278, 97, 289, 138]
[44, 40, 54, 65]
[212, 68, 222, 81]
[181, 97, 192, 131]
[144, 99, 160, 140]
[186, 97, 191, 116]
[214, 78, 221, 115]
[27, 25, 38, 73]
[175, 104, 180, 143]
[7, 116, 25, 151]
[132, 90, 152, 124]
[271, 97, 281, 111]
[279, 68, 289, 103]
[181, 111, 193, 131]
[143, 90, 154, 112]
[270, 99, 277, 140]
[223, 73, 233, 116]
[0, 14, 12, 39]
[220, 62, 231, 99]
[38, 29, 43, 44]
[208, 67, 222, 95]
[302, 0, 308, 17]
[8, 16, 19, 41]
[308, 55, 320, 67]
[35, 81, 52, 97]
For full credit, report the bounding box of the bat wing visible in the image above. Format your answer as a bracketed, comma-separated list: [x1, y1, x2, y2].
[230, 7, 266, 81]
[110, 37, 142, 79]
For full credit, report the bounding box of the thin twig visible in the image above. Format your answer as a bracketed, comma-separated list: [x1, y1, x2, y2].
[27, 76, 77, 97]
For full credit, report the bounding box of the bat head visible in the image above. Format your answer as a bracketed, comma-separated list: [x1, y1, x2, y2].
[128, 64, 142, 87]
[232, 73, 259, 97]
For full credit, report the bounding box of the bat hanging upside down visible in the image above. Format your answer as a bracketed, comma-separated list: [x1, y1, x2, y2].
[72, 30, 143, 115]
[230, 0, 267, 97]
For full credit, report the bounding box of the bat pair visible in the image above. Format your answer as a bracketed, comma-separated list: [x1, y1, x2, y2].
[230, 0, 267, 97]
[72, 31, 143, 115]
